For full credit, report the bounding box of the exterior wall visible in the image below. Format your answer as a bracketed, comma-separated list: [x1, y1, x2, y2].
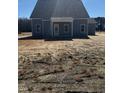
[73, 19, 88, 38]
[53, 22, 72, 38]
[88, 23, 96, 35]
[43, 20, 51, 39]
[31, 19, 51, 39]
[31, 19, 43, 38]
[31, 18, 89, 39]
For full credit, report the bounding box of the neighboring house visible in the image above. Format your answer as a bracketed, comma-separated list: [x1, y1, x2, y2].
[30, 0, 96, 39]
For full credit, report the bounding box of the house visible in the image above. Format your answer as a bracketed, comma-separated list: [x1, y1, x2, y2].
[30, 0, 96, 39]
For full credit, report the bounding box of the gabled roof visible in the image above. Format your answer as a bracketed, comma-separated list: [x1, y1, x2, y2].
[30, 0, 90, 19]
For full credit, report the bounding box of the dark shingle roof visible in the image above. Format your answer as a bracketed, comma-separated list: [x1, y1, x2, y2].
[30, 0, 90, 19]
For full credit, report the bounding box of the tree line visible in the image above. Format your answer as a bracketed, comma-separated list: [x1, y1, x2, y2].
[18, 18, 31, 34]
[94, 17, 105, 31]
[18, 17, 105, 34]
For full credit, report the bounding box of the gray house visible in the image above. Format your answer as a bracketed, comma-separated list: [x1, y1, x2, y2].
[30, 0, 96, 39]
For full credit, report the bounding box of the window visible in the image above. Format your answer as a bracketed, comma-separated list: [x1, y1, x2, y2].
[54, 24, 59, 36]
[80, 24, 85, 32]
[64, 24, 69, 33]
[36, 24, 41, 32]
[55, 26, 59, 32]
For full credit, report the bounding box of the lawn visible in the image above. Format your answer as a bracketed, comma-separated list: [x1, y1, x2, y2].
[18, 32, 105, 93]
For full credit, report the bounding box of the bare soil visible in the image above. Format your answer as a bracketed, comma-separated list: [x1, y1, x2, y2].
[18, 32, 105, 93]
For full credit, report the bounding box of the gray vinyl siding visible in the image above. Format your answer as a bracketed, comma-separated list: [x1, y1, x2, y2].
[53, 22, 72, 38]
[43, 20, 51, 38]
[88, 23, 96, 35]
[30, 0, 92, 39]
[32, 19, 90, 39]
[31, 19, 42, 38]
[73, 19, 88, 38]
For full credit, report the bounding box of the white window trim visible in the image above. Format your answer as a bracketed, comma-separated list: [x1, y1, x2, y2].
[51, 17, 73, 22]
[80, 24, 85, 33]
[36, 24, 41, 33]
[64, 24, 69, 33]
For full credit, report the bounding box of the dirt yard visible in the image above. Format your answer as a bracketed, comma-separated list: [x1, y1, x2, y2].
[18, 32, 105, 93]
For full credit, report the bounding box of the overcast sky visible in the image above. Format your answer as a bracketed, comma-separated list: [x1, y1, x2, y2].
[18, 0, 105, 18]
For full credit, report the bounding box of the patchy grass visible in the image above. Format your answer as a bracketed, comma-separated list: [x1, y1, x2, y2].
[18, 32, 105, 93]
[18, 32, 32, 36]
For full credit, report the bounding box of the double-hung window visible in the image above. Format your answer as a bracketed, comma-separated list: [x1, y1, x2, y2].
[36, 24, 41, 32]
[64, 24, 69, 33]
[80, 24, 85, 33]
